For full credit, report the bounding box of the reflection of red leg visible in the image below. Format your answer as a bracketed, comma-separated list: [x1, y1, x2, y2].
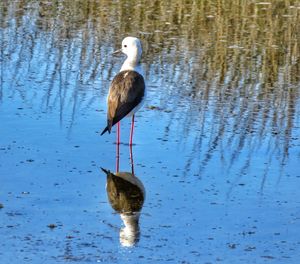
[130, 144, 134, 176]
[116, 139, 120, 173]
[129, 115, 135, 146]
[117, 122, 120, 145]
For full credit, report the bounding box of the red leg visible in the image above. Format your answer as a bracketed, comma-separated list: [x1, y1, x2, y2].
[117, 122, 120, 145]
[129, 115, 135, 146]
[116, 136, 120, 173]
[116, 122, 120, 172]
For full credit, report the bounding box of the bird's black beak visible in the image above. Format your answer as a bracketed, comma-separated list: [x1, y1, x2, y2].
[112, 49, 123, 57]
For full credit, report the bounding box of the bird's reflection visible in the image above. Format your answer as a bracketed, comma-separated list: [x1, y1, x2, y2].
[101, 146, 145, 247]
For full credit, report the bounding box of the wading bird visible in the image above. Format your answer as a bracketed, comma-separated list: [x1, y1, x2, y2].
[101, 37, 146, 146]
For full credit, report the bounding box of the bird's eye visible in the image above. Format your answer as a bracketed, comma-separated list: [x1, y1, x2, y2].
[124, 45, 127, 48]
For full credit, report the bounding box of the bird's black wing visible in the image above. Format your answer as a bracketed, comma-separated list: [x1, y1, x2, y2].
[101, 70, 145, 135]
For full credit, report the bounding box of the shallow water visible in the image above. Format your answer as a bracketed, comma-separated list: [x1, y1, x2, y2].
[1, 1, 300, 263]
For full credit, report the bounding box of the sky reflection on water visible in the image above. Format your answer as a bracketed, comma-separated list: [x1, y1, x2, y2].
[0, 1, 300, 263]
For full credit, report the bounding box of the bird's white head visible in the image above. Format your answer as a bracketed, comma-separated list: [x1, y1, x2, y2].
[121, 37, 142, 61]
[115, 37, 143, 73]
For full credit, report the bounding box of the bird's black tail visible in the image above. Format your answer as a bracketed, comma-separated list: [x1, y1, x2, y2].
[100, 167, 110, 174]
[100, 127, 109, 135]
[100, 119, 113, 135]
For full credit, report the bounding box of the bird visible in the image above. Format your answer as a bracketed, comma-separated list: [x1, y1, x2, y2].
[100, 37, 146, 146]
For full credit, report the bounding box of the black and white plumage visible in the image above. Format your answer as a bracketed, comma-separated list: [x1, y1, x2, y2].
[100, 70, 145, 135]
[100, 37, 146, 145]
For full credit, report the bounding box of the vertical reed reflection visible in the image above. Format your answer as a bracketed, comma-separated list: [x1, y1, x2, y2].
[1, 0, 299, 185]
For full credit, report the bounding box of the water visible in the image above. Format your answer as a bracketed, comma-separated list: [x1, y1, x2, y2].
[0, 1, 300, 263]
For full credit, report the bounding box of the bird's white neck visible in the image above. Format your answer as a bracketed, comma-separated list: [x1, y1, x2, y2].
[120, 56, 142, 75]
